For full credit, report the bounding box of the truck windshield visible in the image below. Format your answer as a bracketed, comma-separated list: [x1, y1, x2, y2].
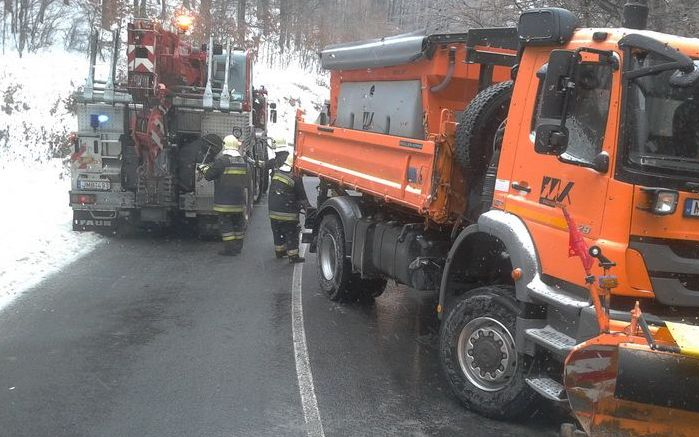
[625, 55, 699, 177]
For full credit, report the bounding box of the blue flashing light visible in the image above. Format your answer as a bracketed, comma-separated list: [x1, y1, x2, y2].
[97, 114, 109, 123]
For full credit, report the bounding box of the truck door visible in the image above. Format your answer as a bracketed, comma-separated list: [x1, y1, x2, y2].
[504, 51, 619, 285]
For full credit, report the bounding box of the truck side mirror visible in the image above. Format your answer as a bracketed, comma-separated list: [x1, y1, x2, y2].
[535, 124, 569, 155]
[534, 49, 578, 155]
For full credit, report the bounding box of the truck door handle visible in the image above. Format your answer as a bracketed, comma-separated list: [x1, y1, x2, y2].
[512, 182, 531, 193]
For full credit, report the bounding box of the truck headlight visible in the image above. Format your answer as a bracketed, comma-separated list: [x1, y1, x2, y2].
[641, 188, 678, 215]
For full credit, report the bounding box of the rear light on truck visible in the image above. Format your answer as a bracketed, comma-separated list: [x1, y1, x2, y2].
[71, 194, 96, 205]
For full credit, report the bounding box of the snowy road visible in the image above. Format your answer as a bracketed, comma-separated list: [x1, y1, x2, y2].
[0, 189, 563, 437]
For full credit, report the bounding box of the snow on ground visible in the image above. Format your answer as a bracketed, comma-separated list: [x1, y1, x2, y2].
[0, 50, 104, 309]
[0, 161, 103, 310]
[256, 62, 328, 148]
[0, 47, 327, 310]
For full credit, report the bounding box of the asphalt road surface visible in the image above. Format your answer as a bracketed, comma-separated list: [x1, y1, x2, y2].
[0, 181, 564, 437]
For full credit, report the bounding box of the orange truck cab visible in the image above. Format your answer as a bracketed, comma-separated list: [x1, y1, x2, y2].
[295, 4, 699, 425]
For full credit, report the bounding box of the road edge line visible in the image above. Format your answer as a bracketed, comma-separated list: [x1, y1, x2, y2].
[292, 244, 325, 437]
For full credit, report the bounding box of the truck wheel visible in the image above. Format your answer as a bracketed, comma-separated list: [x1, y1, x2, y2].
[455, 81, 513, 172]
[253, 166, 264, 204]
[349, 277, 387, 301]
[439, 285, 537, 420]
[317, 214, 357, 302]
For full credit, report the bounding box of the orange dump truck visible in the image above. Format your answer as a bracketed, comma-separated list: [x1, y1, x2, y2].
[295, 3, 699, 435]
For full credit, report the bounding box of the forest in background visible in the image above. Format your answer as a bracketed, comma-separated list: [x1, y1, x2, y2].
[2, 0, 699, 63]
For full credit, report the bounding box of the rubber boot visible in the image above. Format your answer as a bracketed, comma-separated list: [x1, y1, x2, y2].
[275, 245, 286, 259]
[218, 241, 238, 256]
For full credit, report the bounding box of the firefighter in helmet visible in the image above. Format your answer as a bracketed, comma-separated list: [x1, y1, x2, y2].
[268, 150, 310, 263]
[198, 135, 249, 256]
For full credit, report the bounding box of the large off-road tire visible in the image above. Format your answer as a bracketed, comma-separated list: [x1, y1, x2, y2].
[253, 166, 264, 204]
[253, 139, 269, 204]
[455, 81, 513, 172]
[439, 285, 537, 420]
[349, 277, 387, 302]
[316, 214, 358, 302]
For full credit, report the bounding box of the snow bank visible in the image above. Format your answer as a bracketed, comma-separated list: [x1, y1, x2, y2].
[0, 160, 103, 310]
[0, 50, 103, 310]
[0, 50, 90, 163]
[255, 62, 328, 147]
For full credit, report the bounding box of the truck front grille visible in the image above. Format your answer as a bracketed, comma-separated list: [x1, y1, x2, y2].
[630, 236, 699, 307]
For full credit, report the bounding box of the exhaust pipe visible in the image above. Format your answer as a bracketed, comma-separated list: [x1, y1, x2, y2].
[203, 35, 214, 109]
[430, 47, 456, 93]
[220, 40, 231, 111]
[623, 0, 649, 30]
[83, 30, 99, 100]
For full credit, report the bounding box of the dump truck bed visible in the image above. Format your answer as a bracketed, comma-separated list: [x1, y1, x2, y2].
[295, 29, 518, 223]
[295, 122, 440, 215]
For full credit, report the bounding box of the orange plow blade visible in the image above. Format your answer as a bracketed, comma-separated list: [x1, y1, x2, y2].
[564, 335, 699, 436]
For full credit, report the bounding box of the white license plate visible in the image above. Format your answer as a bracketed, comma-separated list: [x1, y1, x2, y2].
[684, 198, 699, 218]
[78, 180, 111, 191]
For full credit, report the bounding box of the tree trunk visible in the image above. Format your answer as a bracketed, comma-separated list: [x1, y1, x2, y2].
[256, 0, 268, 32]
[279, 0, 287, 51]
[237, 0, 246, 46]
[200, 0, 212, 37]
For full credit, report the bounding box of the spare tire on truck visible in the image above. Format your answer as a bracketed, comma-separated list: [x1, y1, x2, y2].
[454, 81, 513, 173]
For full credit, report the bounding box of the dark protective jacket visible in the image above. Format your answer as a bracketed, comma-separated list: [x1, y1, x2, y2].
[203, 152, 249, 213]
[178, 134, 221, 193]
[268, 169, 308, 221]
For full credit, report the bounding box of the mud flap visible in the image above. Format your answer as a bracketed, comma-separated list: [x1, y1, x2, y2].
[565, 339, 699, 437]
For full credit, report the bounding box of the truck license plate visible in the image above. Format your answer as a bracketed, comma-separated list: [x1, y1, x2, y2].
[78, 180, 111, 191]
[684, 198, 699, 218]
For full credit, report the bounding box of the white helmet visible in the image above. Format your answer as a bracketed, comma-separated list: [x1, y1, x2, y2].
[223, 135, 240, 150]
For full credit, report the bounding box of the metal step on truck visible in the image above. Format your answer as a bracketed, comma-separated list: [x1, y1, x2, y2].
[295, 2, 699, 435]
[70, 10, 272, 236]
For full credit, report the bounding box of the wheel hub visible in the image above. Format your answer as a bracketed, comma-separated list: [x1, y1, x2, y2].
[457, 317, 517, 392]
[319, 233, 337, 281]
[468, 328, 509, 380]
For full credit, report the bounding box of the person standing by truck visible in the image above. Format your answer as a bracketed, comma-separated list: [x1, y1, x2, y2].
[199, 135, 249, 256]
[268, 150, 310, 263]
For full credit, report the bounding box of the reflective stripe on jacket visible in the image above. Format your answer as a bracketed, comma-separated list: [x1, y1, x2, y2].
[268, 168, 307, 222]
[221, 230, 245, 241]
[203, 154, 249, 211]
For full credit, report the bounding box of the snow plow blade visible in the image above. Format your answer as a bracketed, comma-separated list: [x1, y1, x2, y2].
[666, 322, 699, 359]
[564, 335, 699, 437]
